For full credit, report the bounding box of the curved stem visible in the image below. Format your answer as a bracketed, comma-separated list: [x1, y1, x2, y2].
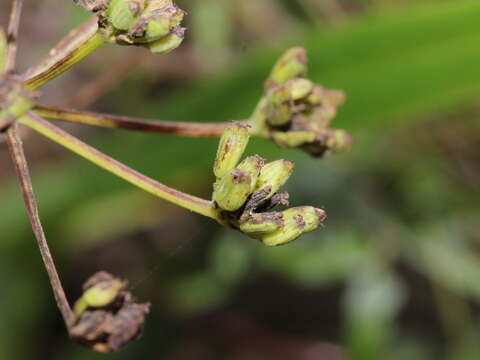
[22, 17, 104, 90]
[33, 104, 242, 137]
[20, 112, 220, 221]
[5, 123, 74, 329]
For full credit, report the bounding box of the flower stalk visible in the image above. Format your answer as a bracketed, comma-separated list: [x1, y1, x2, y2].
[5, 124, 75, 328]
[4, 0, 24, 74]
[33, 104, 236, 137]
[19, 112, 219, 220]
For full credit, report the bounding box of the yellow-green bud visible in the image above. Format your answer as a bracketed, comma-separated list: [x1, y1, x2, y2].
[142, 5, 184, 41]
[0, 28, 6, 73]
[272, 131, 316, 148]
[255, 160, 294, 200]
[325, 130, 352, 152]
[214, 123, 250, 178]
[107, 0, 144, 31]
[148, 27, 185, 54]
[128, 0, 185, 43]
[290, 78, 314, 100]
[83, 278, 124, 308]
[261, 206, 326, 246]
[73, 275, 125, 317]
[237, 155, 265, 191]
[213, 169, 252, 211]
[239, 212, 283, 236]
[306, 85, 324, 106]
[266, 79, 314, 127]
[266, 47, 308, 89]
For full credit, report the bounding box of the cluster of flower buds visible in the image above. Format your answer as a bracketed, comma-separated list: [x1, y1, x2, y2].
[252, 47, 352, 157]
[74, 0, 186, 54]
[212, 123, 326, 246]
[70, 271, 150, 353]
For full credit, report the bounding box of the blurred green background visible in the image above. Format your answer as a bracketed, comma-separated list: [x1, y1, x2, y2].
[1, 0, 480, 359]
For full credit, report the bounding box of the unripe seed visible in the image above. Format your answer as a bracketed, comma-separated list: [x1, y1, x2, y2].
[213, 123, 250, 178]
[255, 160, 294, 200]
[147, 27, 185, 53]
[83, 278, 124, 308]
[272, 131, 316, 148]
[107, 0, 143, 31]
[289, 78, 314, 100]
[267, 47, 308, 88]
[237, 155, 265, 191]
[239, 212, 283, 236]
[261, 206, 325, 246]
[213, 169, 252, 211]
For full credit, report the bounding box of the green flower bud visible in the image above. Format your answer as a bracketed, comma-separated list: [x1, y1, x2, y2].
[266, 47, 308, 89]
[213, 169, 252, 211]
[261, 206, 326, 246]
[83, 278, 124, 307]
[237, 155, 265, 190]
[73, 273, 125, 316]
[0, 28, 6, 73]
[147, 27, 185, 54]
[290, 78, 314, 100]
[106, 0, 144, 31]
[129, 0, 185, 43]
[255, 160, 294, 200]
[325, 129, 353, 152]
[239, 212, 283, 237]
[266, 86, 292, 127]
[213, 123, 250, 178]
[272, 131, 316, 148]
[266, 78, 314, 127]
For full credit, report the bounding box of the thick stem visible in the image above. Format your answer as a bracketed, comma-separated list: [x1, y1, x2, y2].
[33, 104, 247, 137]
[4, 0, 24, 73]
[5, 123, 74, 329]
[22, 17, 104, 90]
[20, 112, 220, 220]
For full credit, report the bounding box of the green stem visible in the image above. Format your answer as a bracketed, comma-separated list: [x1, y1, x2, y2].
[34, 104, 243, 137]
[22, 17, 104, 90]
[20, 112, 220, 221]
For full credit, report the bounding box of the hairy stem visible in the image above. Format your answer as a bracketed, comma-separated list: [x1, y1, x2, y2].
[33, 104, 243, 137]
[4, 0, 23, 73]
[22, 17, 104, 89]
[5, 124, 74, 329]
[20, 112, 220, 220]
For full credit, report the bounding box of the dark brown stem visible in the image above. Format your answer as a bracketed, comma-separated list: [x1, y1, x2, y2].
[5, 124, 74, 329]
[4, 0, 23, 73]
[34, 104, 245, 137]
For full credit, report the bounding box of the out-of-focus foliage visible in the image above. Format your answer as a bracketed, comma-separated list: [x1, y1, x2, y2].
[1, 0, 480, 359]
